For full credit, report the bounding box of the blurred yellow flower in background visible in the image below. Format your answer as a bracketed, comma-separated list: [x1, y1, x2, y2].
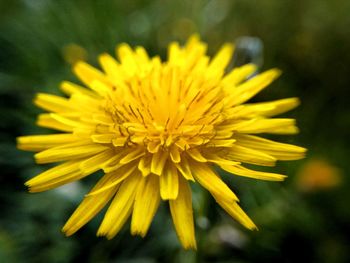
[62, 43, 88, 65]
[17, 35, 306, 249]
[296, 159, 342, 192]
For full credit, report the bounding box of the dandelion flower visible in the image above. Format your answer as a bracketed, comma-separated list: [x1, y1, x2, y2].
[62, 43, 88, 65]
[17, 35, 306, 249]
[296, 159, 341, 192]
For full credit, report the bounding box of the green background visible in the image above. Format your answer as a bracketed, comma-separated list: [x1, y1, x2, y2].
[1, 0, 349, 262]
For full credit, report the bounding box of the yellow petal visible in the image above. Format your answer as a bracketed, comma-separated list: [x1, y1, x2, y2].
[191, 162, 238, 202]
[17, 134, 79, 152]
[187, 148, 207, 163]
[60, 81, 96, 97]
[73, 61, 110, 87]
[207, 43, 234, 74]
[116, 43, 138, 76]
[233, 97, 300, 118]
[34, 143, 108, 164]
[131, 174, 160, 237]
[147, 140, 161, 153]
[202, 151, 240, 166]
[87, 163, 137, 196]
[34, 93, 76, 113]
[225, 69, 281, 107]
[220, 164, 286, 181]
[79, 149, 114, 175]
[182, 38, 207, 72]
[174, 155, 195, 181]
[206, 139, 236, 148]
[49, 113, 93, 129]
[91, 134, 116, 144]
[37, 113, 73, 132]
[226, 118, 298, 135]
[97, 173, 140, 239]
[185, 34, 201, 49]
[170, 146, 181, 163]
[138, 155, 152, 177]
[26, 160, 83, 192]
[69, 92, 100, 110]
[89, 80, 111, 97]
[151, 150, 168, 176]
[221, 145, 276, 166]
[167, 41, 182, 65]
[98, 53, 125, 82]
[134, 46, 150, 65]
[112, 137, 128, 147]
[233, 134, 306, 160]
[222, 63, 257, 87]
[169, 176, 197, 250]
[102, 151, 133, 173]
[62, 172, 120, 236]
[213, 195, 257, 230]
[119, 147, 145, 164]
[160, 163, 179, 200]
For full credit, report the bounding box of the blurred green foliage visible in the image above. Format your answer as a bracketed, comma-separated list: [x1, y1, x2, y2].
[1, 0, 350, 262]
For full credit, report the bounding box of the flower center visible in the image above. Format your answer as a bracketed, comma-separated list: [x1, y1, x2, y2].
[102, 65, 226, 152]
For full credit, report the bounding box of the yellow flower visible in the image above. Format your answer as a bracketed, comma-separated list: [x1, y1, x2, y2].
[17, 35, 306, 249]
[296, 159, 341, 192]
[62, 43, 88, 65]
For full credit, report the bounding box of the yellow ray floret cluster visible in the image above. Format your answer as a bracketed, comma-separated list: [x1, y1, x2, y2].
[17, 35, 306, 249]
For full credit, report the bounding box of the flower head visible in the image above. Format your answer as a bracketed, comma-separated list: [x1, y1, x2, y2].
[296, 159, 341, 192]
[17, 35, 306, 249]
